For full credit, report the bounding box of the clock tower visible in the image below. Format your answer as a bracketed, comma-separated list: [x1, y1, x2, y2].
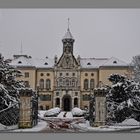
[62, 28, 75, 55]
[56, 21, 78, 69]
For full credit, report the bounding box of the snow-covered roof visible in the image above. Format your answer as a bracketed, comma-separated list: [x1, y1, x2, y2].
[10, 55, 128, 69]
[101, 57, 128, 67]
[34, 58, 54, 68]
[62, 28, 74, 40]
[10, 56, 54, 68]
[10, 56, 34, 67]
[80, 57, 128, 68]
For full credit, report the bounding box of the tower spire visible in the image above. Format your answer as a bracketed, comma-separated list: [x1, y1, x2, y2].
[68, 18, 70, 30]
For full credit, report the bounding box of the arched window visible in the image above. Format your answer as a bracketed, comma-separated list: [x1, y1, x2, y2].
[46, 79, 51, 90]
[72, 79, 75, 87]
[59, 78, 63, 87]
[55, 98, 60, 107]
[40, 105, 43, 110]
[24, 81, 30, 87]
[84, 79, 88, 90]
[74, 98, 78, 107]
[66, 79, 69, 86]
[46, 106, 49, 110]
[39, 79, 44, 89]
[90, 79, 94, 90]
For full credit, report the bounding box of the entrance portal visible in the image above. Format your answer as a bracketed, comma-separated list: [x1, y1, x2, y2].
[62, 95, 71, 111]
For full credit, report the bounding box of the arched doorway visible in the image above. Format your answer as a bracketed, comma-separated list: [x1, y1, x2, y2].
[62, 95, 71, 111]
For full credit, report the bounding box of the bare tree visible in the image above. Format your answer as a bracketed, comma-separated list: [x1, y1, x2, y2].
[131, 55, 140, 83]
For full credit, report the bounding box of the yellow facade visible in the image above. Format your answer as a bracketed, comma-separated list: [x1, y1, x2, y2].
[13, 65, 130, 111]
[16, 68, 36, 90]
[99, 67, 130, 85]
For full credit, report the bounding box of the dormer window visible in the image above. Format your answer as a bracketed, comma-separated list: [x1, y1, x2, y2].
[87, 62, 91, 65]
[44, 62, 48, 65]
[113, 61, 117, 64]
[18, 61, 22, 64]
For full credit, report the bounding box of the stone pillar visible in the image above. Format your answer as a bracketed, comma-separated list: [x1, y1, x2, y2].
[72, 97, 74, 109]
[60, 97, 62, 109]
[78, 95, 80, 108]
[89, 93, 95, 126]
[94, 88, 107, 127]
[19, 89, 38, 128]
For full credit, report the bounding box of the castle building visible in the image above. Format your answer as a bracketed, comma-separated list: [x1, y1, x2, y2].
[10, 27, 131, 111]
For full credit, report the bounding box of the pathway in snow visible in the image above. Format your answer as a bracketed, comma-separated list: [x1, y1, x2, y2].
[57, 112, 65, 118]
[66, 112, 73, 118]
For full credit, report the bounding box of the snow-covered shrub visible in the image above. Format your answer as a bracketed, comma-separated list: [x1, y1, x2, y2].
[44, 107, 61, 117]
[72, 107, 84, 117]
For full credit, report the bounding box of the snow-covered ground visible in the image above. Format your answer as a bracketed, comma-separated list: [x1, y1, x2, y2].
[117, 118, 140, 126]
[71, 120, 140, 132]
[0, 124, 18, 131]
[4, 111, 140, 133]
[38, 110, 140, 132]
[13, 120, 47, 132]
[38, 110, 46, 118]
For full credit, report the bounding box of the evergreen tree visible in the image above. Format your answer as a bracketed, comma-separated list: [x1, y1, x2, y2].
[106, 74, 140, 123]
[0, 53, 25, 125]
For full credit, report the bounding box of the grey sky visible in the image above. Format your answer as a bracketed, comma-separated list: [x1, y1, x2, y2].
[0, 9, 140, 63]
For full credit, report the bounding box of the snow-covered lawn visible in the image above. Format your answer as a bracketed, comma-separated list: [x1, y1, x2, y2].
[117, 118, 140, 126]
[73, 121, 140, 132]
[38, 109, 140, 132]
[7, 111, 140, 132]
[0, 124, 18, 131]
[13, 120, 47, 132]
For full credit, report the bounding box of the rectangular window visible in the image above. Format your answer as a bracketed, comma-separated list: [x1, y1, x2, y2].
[83, 94, 90, 101]
[40, 95, 51, 101]
[24, 81, 30, 87]
[75, 92, 78, 96]
[46, 106, 49, 110]
[25, 72, 29, 78]
[56, 92, 59, 96]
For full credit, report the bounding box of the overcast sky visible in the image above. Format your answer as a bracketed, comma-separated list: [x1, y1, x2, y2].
[0, 9, 140, 63]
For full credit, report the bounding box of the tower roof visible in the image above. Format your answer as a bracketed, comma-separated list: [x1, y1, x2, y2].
[63, 28, 74, 40]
